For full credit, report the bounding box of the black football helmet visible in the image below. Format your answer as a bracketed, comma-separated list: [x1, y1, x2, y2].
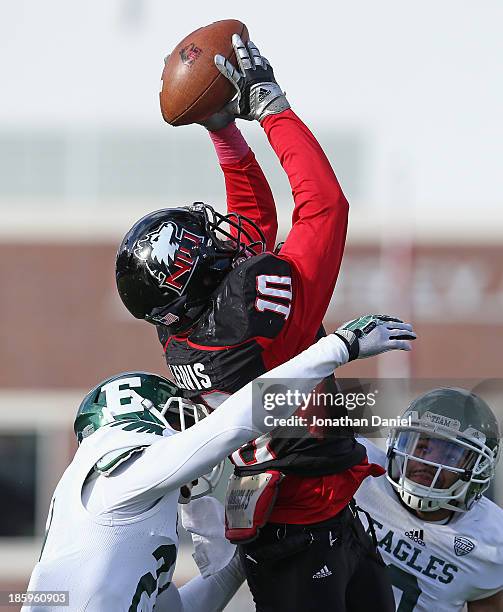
[116, 203, 266, 332]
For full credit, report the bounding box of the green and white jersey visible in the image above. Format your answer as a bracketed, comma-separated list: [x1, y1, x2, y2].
[355, 438, 503, 612]
[25, 424, 180, 612]
[23, 334, 352, 612]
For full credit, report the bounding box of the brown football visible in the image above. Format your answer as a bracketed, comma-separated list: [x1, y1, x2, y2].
[160, 19, 249, 126]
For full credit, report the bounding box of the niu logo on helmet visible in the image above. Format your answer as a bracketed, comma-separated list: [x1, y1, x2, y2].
[134, 222, 203, 295]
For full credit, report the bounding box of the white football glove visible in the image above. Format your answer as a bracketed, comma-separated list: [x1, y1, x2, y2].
[334, 315, 417, 362]
[215, 34, 290, 122]
[180, 496, 236, 578]
[197, 103, 236, 131]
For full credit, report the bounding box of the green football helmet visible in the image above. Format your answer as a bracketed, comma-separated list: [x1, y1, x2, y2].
[74, 371, 224, 498]
[386, 387, 500, 513]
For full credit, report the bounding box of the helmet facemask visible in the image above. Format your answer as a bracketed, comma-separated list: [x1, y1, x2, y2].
[190, 202, 266, 263]
[387, 416, 499, 513]
[161, 396, 225, 501]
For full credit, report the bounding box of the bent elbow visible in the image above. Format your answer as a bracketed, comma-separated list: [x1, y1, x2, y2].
[317, 192, 349, 222]
[218, 427, 255, 455]
[334, 192, 349, 216]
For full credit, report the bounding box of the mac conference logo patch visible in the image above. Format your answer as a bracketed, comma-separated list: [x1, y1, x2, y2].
[453, 536, 475, 557]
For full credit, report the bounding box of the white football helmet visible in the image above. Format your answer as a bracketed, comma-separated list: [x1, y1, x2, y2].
[75, 371, 224, 499]
[386, 387, 500, 513]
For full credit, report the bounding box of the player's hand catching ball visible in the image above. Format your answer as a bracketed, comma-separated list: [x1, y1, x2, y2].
[334, 315, 417, 362]
[197, 103, 236, 131]
[215, 34, 290, 122]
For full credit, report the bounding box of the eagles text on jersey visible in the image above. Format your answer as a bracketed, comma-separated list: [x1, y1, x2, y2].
[355, 439, 503, 612]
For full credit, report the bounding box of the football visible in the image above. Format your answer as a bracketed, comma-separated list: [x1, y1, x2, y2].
[160, 19, 249, 126]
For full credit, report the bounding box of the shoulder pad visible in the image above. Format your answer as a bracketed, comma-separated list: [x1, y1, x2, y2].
[95, 446, 146, 476]
[191, 253, 292, 344]
[88, 421, 165, 475]
[241, 252, 292, 276]
[243, 254, 293, 338]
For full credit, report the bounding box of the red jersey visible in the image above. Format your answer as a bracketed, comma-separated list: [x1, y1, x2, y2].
[160, 110, 384, 524]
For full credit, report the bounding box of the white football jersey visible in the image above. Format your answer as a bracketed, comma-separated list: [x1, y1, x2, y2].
[23, 334, 351, 612]
[25, 424, 180, 612]
[355, 438, 503, 612]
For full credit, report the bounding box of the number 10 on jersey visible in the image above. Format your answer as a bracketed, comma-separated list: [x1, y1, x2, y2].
[255, 275, 292, 320]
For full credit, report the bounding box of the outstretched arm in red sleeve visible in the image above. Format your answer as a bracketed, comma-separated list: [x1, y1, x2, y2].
[210, 35, 348, 351]
[261, 109, 349, 348]
[208, 122, 278, 251]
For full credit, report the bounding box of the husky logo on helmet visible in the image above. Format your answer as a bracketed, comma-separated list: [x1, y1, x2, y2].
[134, 222, 204, 295]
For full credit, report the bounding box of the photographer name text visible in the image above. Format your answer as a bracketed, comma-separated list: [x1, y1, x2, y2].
[263, 415, 412, 428]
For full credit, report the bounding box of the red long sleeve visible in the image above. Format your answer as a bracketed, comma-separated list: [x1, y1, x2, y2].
[262, 109, 349, 320]
[220, 150, 278, 252]
[259, 110, 349, 365]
